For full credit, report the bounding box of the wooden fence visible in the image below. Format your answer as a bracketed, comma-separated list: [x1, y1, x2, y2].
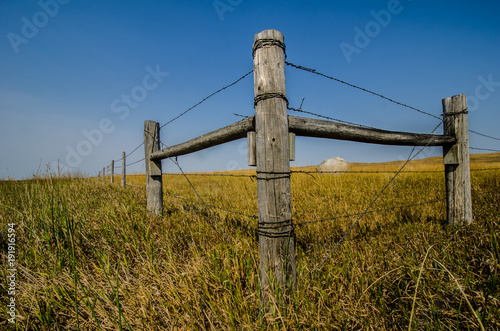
[138, 29, 472, 309]
[98, 152, 127, 188]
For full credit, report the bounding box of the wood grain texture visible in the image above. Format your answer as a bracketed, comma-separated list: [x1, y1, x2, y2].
[442, 94, 472, 225]
[247, 131, 256, 166]
[144, 121, 163, 216]
[289, 133, 296, 161]
[288, 115, 456, 146]
[150, 117, 254, 161]
[254, 29, 296, 308]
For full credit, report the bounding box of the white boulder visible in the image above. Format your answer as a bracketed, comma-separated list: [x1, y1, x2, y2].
[317, 157, 350, 173]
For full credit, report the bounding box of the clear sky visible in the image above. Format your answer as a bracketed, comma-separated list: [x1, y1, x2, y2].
[1, 0, 499, 179]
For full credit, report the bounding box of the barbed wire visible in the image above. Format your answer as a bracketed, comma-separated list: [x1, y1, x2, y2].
[162, 172, 256, 179]
[296, 198, 446, 226]
[472, 189, 500, 197]
[302, 189, 497, 249]
[158, 138, 229, 242]
[291, 169, 443, 175]
[471, 168, 500, 172]
[288, 105, 379, 130]
[470, 147, 500, 153]
[159, 70, 253, 129]
[309, 119, 445, 274]
[126, 158, 145, 167]
[469, 130, 500, 142]
[285, 61, 442, 121]
[164, 192, 258, 220]
[126, 142, 145, 158]
[99, 69, 252, 176]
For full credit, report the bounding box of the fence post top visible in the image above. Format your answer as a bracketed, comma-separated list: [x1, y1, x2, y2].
[254, 29, 284, 42]
[442, 94, 467, 115]
[442, 94, 466, 104]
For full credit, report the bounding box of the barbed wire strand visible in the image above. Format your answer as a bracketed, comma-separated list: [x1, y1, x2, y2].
[288, 106, 378, 130]
[295, 198, 445, 226]
[470, 147, 500, 153]
[159, 70, 253, 129]
[164, 192, 258, 219]
[126, 158, 145, 167]
[305, 189, 497, 249]
[99, 69, 252, 174]
[163, 172, 257, 179]
[158, 138, 230, 242]
[471, 168, 500, 172]
[287, 98, 445, 142]
[310, 119, 445, 275]
[126, 142, 145, 158]
[285, 61, 442, 121]
[469, 130, 500, 142]
[110, 141, 144, 164]
[291, 169, 443, 175]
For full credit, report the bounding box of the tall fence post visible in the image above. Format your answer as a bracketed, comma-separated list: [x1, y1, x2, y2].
[102, 167, 105, 181]
[111, 160, 114, 183]
[442, 94, 472, 225]
[253, 29, 296, 310]
[121, 151, 126, 188]
[144, 121, 163, 216]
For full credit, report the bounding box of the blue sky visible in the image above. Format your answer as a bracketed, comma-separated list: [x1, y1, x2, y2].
[1, 0, 499, 179]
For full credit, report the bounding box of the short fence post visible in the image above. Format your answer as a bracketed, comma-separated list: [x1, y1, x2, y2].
[111, 160, 114, 183]
[121, 151, 126, 188]
[247, 131, 256, 166]
[253, 29, 296, 310]
[442, 94, 472, 225]
[102, 167, 105, 181]
[144, 121, 163, 216]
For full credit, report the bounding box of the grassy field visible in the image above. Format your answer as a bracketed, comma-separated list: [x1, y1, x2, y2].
[1, 153, 499, 330]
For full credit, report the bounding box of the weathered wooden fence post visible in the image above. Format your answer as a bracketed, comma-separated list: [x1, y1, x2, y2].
[442, 94, 472, 225]
[121, 151, 126, 188]
[247, 131, 256, 166]
[102, 167, 105, 181]
[111, 160, 114, 183]
[253, 29, 296, 310]
[144, 121, 163, 216]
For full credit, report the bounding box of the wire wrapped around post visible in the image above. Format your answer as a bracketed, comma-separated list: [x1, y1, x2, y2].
[253, 29, 296, 312]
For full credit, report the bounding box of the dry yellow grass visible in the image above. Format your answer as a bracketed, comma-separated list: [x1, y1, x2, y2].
[0, 153, 499, 330]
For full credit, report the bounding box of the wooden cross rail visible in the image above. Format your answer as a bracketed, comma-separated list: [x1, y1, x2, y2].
[288, 115, 456, 146]
[150, 117, 254, 161]
[147, 114, 455, 164]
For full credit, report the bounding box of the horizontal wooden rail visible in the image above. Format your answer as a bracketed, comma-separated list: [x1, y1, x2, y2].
[150, 116, 255, 161]
[288, 115, 456, 146]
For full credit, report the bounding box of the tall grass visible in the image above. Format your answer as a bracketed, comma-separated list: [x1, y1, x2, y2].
[0, 155, 499, 330]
